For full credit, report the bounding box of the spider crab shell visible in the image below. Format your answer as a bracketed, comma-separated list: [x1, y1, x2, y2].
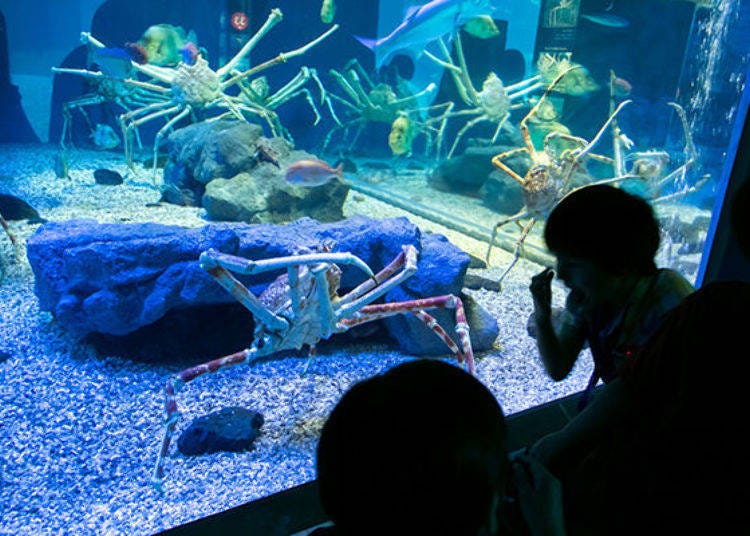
[171, 56, 221, 108]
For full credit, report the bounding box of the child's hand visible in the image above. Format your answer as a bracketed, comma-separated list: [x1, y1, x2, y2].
[530, 267, 555, 317]
[512, 454, 566, 536]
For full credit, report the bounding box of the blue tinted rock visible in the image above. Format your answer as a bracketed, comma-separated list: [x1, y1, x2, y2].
[178, 406, 264, 456]
[27, 216, 492, 356]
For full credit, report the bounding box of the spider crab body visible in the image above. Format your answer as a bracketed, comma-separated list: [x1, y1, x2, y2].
[169, 57, 221, 110]
[152, 243, 474, 490]
[523, 164, 564, 216]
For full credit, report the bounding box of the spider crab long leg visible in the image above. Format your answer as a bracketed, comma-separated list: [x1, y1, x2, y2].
[336, 245, 474, 373]
[152, 346, 261, 492]
[199, 248, 375, 331]
[650, 102, 699, 201]
[338, 296, 475, 373]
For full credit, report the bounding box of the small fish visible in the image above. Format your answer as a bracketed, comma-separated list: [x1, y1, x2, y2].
[388, 114, 415, 156]
[54, 151, 69, 179]
[462, 15, 500, 39]
[555, 66, 600, 96]
[580, 12, 630, 28]
[612, 76, 632, 97]
[91, 123, 121, 150]
[320, 0, 336, 24]
[285, 160, 343, 187]
[124, 42, 148, 64]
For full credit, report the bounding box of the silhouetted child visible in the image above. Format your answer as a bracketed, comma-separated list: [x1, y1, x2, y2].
[529, 185, 694, 407]
[531, 177, 750, 533]
[313, 359, 566, 536]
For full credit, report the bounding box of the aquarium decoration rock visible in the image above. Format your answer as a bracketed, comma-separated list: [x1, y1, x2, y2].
[427, 144, 526, 214]
[0, 193, 45, 222]
[27, 215, 498, 357]
[162, 119, 349, 223]
[93, 168, 124, 186]
[177, 406, 264, 456]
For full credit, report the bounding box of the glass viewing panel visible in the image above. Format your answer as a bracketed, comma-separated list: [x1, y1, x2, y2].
[0, 0, 747, 534]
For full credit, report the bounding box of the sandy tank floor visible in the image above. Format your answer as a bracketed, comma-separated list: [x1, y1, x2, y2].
[0, 143, 592, 535]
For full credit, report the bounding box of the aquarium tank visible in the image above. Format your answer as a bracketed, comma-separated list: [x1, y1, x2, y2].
[0, 0, 748, 533]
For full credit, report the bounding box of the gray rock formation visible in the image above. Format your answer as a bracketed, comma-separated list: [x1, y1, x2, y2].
[161, 119, 348, 223]
[428, 144, 526, 214]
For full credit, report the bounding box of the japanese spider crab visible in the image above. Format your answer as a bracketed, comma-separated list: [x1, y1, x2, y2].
[116, 8, 339, 180]
[607, 72, 700, 203]
[152, 242, 474, 490]
[424, 33, 543, 158]
[322, 58, 450, 156]
[484, 68, 632, 284]
[52, 32, 171, 152]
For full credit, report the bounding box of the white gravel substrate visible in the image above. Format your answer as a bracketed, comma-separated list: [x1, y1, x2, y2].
[0, 144, 591, 535]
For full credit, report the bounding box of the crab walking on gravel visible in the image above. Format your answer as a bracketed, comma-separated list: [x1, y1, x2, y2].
[152, 243, 474, 491]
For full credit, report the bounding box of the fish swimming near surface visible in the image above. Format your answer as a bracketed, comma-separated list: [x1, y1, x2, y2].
[91, 123, 121, 150]
[321, 0, 336, 24]
[354, 0, 495, 69]
[137, 24, 197, 66]
[285, 160, 344, 187]
[580, 12, 630, 28]
[462, 15, 500, 39]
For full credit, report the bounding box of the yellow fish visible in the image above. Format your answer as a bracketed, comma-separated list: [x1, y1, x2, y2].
[388, 114, 415, 156]
[320, 0, 336, 24]
[137, 24, 197, 66]
[462, 15, 500, 39]
[555, 65, 600, 96]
